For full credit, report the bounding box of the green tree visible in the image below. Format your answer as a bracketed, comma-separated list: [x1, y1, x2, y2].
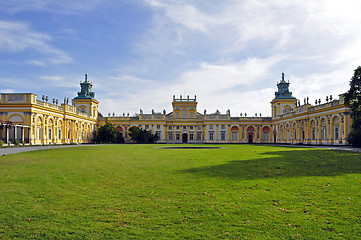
[94, 121, 124, 144]
[345, 66, 361, 147]
[128, 126, 159, 143]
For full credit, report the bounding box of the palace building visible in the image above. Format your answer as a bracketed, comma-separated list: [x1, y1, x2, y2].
[0, 73, 352, 145]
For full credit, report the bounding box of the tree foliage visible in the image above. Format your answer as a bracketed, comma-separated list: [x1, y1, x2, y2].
[128, 126, 159, 143]
[94, 121, 124, 144]
[345, 66, 361, 147]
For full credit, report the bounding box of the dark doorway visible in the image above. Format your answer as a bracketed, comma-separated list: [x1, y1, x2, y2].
[248, 134, 253, 143]
[274, 134, 277, 143]
[182, 133, 188, 143]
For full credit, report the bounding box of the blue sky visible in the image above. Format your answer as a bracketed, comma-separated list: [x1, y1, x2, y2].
[1, 0, 360, 116]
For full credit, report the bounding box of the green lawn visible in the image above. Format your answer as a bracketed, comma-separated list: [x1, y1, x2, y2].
[0, 144, 360, 239]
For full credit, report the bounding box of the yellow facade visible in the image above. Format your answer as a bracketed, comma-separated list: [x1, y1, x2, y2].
[0, 75, 98, 145]
[0, 73, 352, 145]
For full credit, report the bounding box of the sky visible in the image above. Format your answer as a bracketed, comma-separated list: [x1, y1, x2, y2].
[0, 0, 360, 117]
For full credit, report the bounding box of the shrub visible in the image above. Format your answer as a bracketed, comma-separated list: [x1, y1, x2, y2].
[0, 140, 4, 147]
[13, 139, 20, 147]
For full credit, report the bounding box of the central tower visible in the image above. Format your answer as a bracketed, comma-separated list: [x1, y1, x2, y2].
[172, 95, 197, 120]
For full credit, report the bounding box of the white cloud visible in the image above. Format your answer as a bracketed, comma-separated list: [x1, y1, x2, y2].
[98, 56, 282, 116]
[0, 21, 72, 65]
[0, 89, 16, 93]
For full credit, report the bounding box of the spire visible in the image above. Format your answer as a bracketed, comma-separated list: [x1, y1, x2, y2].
[281, 72, 285, 82]
[74, 73, 95, 99]
[272, 72, 295, 100]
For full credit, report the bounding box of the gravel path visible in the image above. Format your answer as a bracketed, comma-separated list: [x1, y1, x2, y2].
[0, 144, 92, 156]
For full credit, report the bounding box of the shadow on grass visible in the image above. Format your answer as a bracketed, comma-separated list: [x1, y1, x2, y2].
[181, 149, 361, 180]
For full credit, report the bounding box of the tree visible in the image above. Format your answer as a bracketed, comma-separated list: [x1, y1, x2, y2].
[94, 121, 124, 144]
[345, 66, 361, 147]
[128, 126, 159, 143]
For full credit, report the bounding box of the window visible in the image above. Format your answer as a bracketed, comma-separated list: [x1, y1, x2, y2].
[155, 131, 161, 139]
[176, 112, 179, 119]
[221, 125, 225, 130]
[220, 131, 226, 140]
[189, 133, 194, 141]
[209, 125, 213, 129]
[321, 126, 326, 140]
[145, 125, 149, 129]
[197, 133, 202, 141]
[209, 132, 214, 141]
[197, 126, 202, 130]
[157, 125, 161, 129]
[176, 133, 180, 140]
[312, 128, 315, 140]
[232, 132, 238, 141]
[48, 128, 52, 139]
[335, 126, 339, 139]
[190, 126, 193, 130]
[58, 127, 62, 139]
[263, 132, 269, 141]
[182, 108, 187, 119]
[168, 126, 172, 130]
[183, 126, 187, 129]
[168, 132, 173, 140]
[190, 112, 194, 119]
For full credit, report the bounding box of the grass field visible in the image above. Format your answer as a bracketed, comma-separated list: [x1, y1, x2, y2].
[0, 144, 361, 239]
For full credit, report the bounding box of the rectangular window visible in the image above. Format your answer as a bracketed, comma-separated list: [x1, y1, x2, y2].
[321, 127, 326, 140]
[197, 126, 202, 130]
[176, 112, 179, 119]
[232, 132, 238, 141]
[209, 131, 214, 141]
[220, 131, 226, 140]
[263, 132, 269, 141]
[190, 112, 194, 119]
[335, 126, 339, 139]
[209, 125, 213, 129]
[157, 125, 161, 129]
[58, 127, 62, 139]
[189, 133, 194, 141]
[155, 131, 161, 139]
[176, 133, 180, 140]
[221, 125, 225, 130]
[312, 128, 315, 140]
[145, 125, 149, 129]
[176, 126, 180, 130]
[168, 126, 172, 130]
[190, 126, 193, 130]
[197, 132, 202, 141]
[168, 132, 173, 140]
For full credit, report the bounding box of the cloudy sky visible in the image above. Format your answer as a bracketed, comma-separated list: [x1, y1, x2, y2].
[0, 0, 360, 117]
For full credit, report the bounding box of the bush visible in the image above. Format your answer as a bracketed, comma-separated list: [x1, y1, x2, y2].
[94, 121, 125, 144]
[13, 139, 20, 147]
[0, 140, 4, 147]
